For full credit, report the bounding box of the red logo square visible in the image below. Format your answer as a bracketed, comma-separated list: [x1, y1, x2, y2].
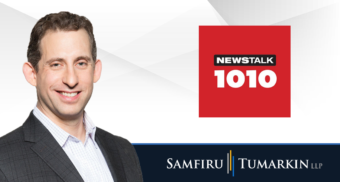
[199, 26, 290, 117]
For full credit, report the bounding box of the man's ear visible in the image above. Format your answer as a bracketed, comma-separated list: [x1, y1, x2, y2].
[23, 62, 37, 86]
[93, 59, 102, 83]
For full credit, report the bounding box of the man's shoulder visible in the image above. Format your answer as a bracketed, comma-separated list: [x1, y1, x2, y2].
[0, 126, 30, 161]
[0, 126, 24, 147]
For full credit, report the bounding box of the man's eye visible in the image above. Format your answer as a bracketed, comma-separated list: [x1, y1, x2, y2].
[51, 63, 60, 67]
[78, 62, 87, 66]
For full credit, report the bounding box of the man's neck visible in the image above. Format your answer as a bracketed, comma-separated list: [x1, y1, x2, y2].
[36, 103, 86, 144]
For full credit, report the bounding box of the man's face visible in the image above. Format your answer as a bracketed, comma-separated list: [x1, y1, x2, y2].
[35, 29, 99, 120]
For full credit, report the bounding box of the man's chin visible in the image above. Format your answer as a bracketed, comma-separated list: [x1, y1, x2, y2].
[55, 108, 84, 120]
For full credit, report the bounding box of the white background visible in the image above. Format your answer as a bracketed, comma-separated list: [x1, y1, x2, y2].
[0, 0, 339, 143]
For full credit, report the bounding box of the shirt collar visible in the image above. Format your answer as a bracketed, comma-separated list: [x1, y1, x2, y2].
[33, 106, 98, 148]
[84, 111, 97, 143]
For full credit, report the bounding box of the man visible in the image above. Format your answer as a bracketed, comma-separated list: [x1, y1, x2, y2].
[0, 12, 143, 182]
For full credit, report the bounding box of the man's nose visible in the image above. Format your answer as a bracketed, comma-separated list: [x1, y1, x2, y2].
[62, 66, 78, 88]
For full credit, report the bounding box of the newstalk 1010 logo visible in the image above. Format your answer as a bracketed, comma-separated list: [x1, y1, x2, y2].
[199, 26, 290, 117]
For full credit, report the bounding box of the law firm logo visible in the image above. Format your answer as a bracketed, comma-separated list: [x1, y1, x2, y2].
[199, 26, 291, 117]
[166, 149, 323, 178]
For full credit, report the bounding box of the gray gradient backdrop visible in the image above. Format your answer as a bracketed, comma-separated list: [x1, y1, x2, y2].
[0, 0, 339, 143]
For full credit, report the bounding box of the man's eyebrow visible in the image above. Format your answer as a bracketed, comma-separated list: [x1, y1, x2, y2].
[45, 56, 92, 64]
[75, 56, 92, 62]
[46, 57, 64, 64]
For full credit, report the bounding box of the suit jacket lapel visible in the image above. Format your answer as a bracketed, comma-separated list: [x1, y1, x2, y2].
[23, 111, 84, 182]
[95, 128, 127, 182]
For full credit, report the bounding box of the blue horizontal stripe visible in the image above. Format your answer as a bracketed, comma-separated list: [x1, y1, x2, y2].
[132, 143, 340, 145]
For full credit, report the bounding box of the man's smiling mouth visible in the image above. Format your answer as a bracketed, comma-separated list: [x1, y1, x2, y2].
[57, 91, 81, 97]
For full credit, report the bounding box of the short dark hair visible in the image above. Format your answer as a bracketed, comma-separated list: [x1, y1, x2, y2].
[27, 11, 96, 72]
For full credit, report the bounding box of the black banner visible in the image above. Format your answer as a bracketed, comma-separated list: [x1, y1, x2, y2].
[133, 144, 340, 182]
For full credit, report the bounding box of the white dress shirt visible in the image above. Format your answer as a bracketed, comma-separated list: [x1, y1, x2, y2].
[33, 106, 114, 182]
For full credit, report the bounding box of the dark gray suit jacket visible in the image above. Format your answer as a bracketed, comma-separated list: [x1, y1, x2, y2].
[0, 111, 143, 182]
